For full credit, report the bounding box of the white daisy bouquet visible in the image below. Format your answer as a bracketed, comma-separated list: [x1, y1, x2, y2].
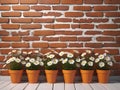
[3, 50, 24, 70]
[77, 50, 95, 70]
[95, 50, 114, 70]
[23, 50, 44, 70]
[43, 52, 59, 70]
[59, 51, 77, 70]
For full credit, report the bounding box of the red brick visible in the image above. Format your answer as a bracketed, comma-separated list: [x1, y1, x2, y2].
[0, 6, 10, 11]
[97, 24, 119, 29]
[44, 12, 62, 17]
[105, 0, 120, 4]
[92, 18, 108, 23]
[78, 37, 92, 41]
[60, 37, 77, 41]
[12, 31, 29, 36]
[56, 18, 72, 22]
[39, 0, 60, 4]
[44, 24, 54, 29]
[71, 24, 80, 29]
[104, 43, 120, 47]
[103, 31, 120, 36]
[61, 0, 82, 4]
[74, 6, 91, 11]
[0, 43, 10, 48]
[114, 56, 120, 62]
[12, 43, 29, 48]
[0, 49, 13, 54]
[20, 0, 38, 4]
[32, 42, 48, 48]
[84, 0, 103, 4]
[12, 6, 30, 11]
[0, 31, 9, 36]
[105, 12, 120, 17]
[64, 31, 82, 35]
[94, 49, 119, 55]
[96, 37, 114, 41]
[112, 18, 120, 23]
[33, 18, 54, 23]
[11, 18, 32, 23]
[0, 18, 9, 23]
[69, 43, 83, 47]
[85, 31, 102, 35]
[42, 37, 59, 41]
[94, 6, 118, 11]
[23, 12, 43, 17]
[21, 24, 42, 29]
[85, 43, 103, 48]
[1, 24, 20, 29]
[86, 12, 103, 17]
[54, 24, 70, 29]
[31, 6, 51, 11]
[116, 37, 120, 42]
[73, 18, 92, 23]
[55, 31, 65, 35]
[65, 12, 83, 17]
[0, 70, 9, 75]
[2, 36, 21, 41]
[0, 0, 19, 4]
[23, 36, 40, 41]
[2, 12, 21, 17]
[53, 6, 69, 11]
[80, 24, 94, 29]
[34, 30, 55, 36]
[0, 56, 5, 62]
[49, 43, 67, 48]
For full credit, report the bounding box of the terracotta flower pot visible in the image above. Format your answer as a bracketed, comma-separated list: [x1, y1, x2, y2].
[62, 70, 76, 83]
[45, 70, 58, 83]
[96, 70, 110, 83]
[9, 70, 23, 83]
[26, 70, 40, 83]
[80, 70, 94, 83]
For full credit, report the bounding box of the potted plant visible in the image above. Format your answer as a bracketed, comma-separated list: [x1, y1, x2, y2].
[77, 50, 95, 83]
[59, 51, 77, 83]
[3, 50, 24, 83]
[43, 52, 59, 83]
[95, 50, 114, 83]
[23, 50, 44, 83]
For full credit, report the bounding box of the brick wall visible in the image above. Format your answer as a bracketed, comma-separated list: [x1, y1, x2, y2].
[0, 0, 120, 75]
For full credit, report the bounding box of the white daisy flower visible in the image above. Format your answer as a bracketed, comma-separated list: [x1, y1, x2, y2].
[98, 54, 104, 59]
[86, 50, 91, 54]
[33, 61, 40, 65]
[95, 58, 100, 63]
[68, 59, 75, 64]
[21, 61, 26, 65]
[6, 60, 11, 64]
[17, 50, 21, 55]
[26, 62, 31, 67]
[81, 53, 86, 57]
[62, 58, 68, 64]
[34, 50, 39, 53]
[95, 53, 99, 56]
[25, 57, 30, 61]
[23, 51, 27, 55]
[81, 60, 87, 66]
[29, 58, 35, 63]
[99, 62, 105, 68]
[40, 62, 44, 66]
[88, 61, 93, 66]
[107, 61, 113, 66]
[36, 57, 40, 61]
[47, 61, 53, 66]
[76, 58, 81, 62]
[15, 58, 21, 63]
[67, 53, 73, 58]
[59, 58, 64, 61]
[105, 56, 111, 61]
[52, 59, 58, 64]
[47, 54, 55, 59]
[89, 57, 95, 61]
[59, 51, 65, 56]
